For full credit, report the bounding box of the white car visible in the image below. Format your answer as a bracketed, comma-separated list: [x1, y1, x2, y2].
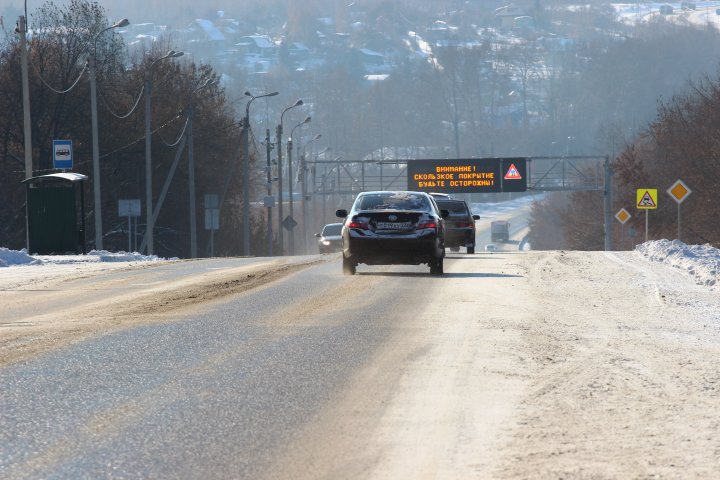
[485, 244, 498, 252]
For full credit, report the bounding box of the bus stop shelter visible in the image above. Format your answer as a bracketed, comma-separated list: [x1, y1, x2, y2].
[22, 172, 87, 254]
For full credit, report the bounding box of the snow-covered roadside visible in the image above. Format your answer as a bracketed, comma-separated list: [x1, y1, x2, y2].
[1, 237, 718, 291]
[635, 240, 720, 289]
[0, 247, 171, 267]
[0, 248, 177, 291]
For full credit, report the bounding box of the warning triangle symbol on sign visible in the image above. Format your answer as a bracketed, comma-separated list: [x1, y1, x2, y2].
[638, 191, 656, 207]
[504, 163, 522, 180]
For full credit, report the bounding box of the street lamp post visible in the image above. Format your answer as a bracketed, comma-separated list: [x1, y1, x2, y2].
[276, 99, 303, 255]
[287, 116, 311, 255]
[242, 90, 279, 256]
[265, 128, 273, 257]
[17, 15, 32, 180]
[566, 136, 576, 156]
[300, 133, 321, 254]
[145, 50, 184, 255]
[187, 78, 216, 258]
[90, 18, 129, 251]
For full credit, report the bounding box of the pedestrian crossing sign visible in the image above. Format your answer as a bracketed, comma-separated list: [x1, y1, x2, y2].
[636, 189, 658, 209]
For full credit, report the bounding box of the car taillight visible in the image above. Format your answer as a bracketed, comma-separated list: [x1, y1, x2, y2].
[347, 220, 368, 229]
[416, 221, 437, 230]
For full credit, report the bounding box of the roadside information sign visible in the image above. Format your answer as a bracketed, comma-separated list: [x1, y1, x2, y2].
[667, 179, 691, 204]
[53, 139, 73, 169]
[636, 189, 658, 209]
[615, 208, 631, 224]
[282, 215, 298, 231]
[406, 158, 527, 194]
[118, 199, 141, 217]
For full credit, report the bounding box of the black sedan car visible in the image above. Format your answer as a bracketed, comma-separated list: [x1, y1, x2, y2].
[434, 198, 480, 254]
[336, 191, 448, 275]
[315, 223, 343, 253]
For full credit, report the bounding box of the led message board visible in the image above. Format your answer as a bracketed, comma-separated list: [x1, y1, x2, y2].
[406, 158, 527, 194]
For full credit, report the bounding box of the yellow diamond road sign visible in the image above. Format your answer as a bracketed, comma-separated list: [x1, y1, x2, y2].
[667, 179, 691, 204]
[615, 208, 631, 224]
[636, 189, 658, 209]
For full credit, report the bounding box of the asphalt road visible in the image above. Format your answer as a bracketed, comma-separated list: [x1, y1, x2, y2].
[2, 259, 374, 478]
[1, 251, 524, 478]
[6, 207, 718, 478]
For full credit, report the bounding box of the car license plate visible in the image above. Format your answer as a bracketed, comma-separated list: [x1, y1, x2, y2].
[376, 221, 411, 230]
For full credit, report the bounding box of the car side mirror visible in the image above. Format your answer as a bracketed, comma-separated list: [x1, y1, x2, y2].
[472, 214, 480, 220]
[440, 209, 449, 219]
[314, 233, 321, 237]
[336, 209, 348, 218]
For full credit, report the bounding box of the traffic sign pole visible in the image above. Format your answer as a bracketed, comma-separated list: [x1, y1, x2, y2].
[636, 188, 658, 244]
[667, 179, 691, 242]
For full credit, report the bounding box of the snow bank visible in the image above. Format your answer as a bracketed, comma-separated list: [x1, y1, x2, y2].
[635, 240, 720, 289]
[0, 248, 172, 267]
[0, 248, 42, 267]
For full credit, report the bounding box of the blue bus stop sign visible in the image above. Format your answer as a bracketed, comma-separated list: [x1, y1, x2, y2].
[53, 140, 73, 169]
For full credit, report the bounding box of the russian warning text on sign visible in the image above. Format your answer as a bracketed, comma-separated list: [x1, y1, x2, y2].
[406, 158, 527, 193]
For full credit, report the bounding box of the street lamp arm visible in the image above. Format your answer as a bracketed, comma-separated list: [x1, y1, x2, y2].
[93, 18, 130, 59]
[246, 90, 280, 122]
[290, 116, 311, 140]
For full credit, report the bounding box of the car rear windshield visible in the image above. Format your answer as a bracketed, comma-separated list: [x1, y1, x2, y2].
[436, 200, 469, 215]
[356, 193, 431, 212]
[322, 224, 342, 236]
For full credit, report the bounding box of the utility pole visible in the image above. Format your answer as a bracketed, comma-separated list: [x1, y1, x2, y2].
[287, 116, 311, 255]
[604, 156, 613, 251]
[18, 15, 32, 251]
[187, 102, 197, 258]
[275, 124, 284, 254]
[144, 50, 184, 256]
[18, 16, 32, 180]
[301, 151, 308, 254]
[89, 19, 129, 251]
[88, 53, 103, 250]
[144, 74, 154, 255]
[242, 91, 278, 256]
[265, 128, 273, 256]
[241, 115, 250, 256]
[277, 99, 303, 255]
[287, 137, 294, 255]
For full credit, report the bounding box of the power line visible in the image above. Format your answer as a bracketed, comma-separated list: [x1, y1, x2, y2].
[98, 83, 145, 119]
[31, 59, 88, 94]
[157, 114, 189, 147]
